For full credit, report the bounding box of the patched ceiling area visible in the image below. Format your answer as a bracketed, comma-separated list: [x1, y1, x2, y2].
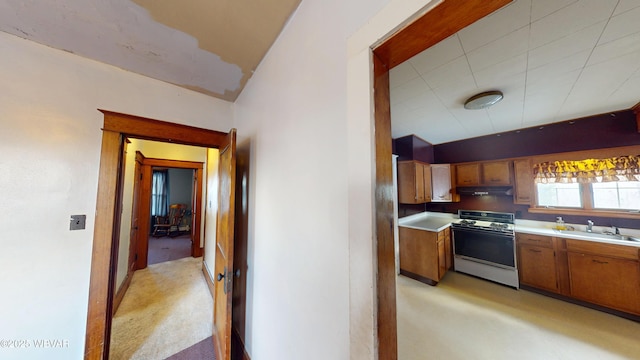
[0, 0, 301, 101]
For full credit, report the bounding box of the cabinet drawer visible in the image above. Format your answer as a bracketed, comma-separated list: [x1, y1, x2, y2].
[516, 233, 553, 248]
[565, 239, 639, 260]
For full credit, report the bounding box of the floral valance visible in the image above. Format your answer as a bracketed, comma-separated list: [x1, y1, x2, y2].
[533, 155, 640, 183]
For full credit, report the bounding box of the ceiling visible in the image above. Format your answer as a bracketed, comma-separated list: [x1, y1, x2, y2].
[0, 0, 301, 101]
[390, 0, 640, 145]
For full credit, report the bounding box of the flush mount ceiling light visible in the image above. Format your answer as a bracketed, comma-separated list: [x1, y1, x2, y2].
[464, 90, 504, 110]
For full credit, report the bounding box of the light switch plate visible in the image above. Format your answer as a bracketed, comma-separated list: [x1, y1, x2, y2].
[70, 215, 86, 230]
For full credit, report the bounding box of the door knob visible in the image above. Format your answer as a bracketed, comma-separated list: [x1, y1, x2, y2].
[217, 273, 225, 281]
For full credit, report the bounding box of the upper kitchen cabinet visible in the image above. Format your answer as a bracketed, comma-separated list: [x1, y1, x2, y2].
[455, 161, 512, 187]
[513, 159, 534, 205]
[482, 161, 512, 185]
[430, 164, 453, 202]
[398, 160, 431, 204]
[455, 163, 480, 186]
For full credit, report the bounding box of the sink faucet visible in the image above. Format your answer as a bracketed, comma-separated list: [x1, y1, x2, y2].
[587, 220, 594, 233]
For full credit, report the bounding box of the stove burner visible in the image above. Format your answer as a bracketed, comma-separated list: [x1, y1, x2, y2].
[459, 219, 476, 225]
[490, 222, 509, 230]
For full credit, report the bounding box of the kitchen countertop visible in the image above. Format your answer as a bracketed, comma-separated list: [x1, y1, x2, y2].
[398, 212, 456, 232]
[515, 221, 640, 248]
[398, 212, 640, 247]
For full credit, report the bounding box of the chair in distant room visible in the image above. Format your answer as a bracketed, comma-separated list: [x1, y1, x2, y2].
[152, 204, 187, 237]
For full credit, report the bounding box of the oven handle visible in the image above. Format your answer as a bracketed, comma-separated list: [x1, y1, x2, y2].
[451, 226, 515, 238]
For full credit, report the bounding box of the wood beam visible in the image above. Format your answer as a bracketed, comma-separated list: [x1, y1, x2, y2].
[373, 0, 512, 69]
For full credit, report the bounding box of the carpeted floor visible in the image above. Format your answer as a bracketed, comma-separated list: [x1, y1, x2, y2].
[164, 336, 215, 360]
[148, 235, 192, 265]
[110, 256, 214, 360]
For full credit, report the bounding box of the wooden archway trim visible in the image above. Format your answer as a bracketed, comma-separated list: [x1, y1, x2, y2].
[371, 1, 512, 359]
[85, 110, 229, 360]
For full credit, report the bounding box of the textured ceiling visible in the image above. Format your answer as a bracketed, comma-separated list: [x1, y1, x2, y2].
[0, 0, 301, 101]
[390, 0, 640, 145]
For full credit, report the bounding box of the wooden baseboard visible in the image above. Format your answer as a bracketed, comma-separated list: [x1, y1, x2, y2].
[112, 270, 133, 316]
[202, 261, 215, 298]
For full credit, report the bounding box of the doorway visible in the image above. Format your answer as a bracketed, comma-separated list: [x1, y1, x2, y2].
[84, 110, 232, 359]
[370, 1, 512, 359]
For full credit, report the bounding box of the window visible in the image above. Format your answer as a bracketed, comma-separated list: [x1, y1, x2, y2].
[151, 170, 169, 217]
[532, 155, 640, 214]
[592, 181, 640, 211]
[536, 183, 582, 208]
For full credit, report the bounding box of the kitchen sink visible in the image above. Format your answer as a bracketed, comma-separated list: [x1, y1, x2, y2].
[556, 230, 640, 242]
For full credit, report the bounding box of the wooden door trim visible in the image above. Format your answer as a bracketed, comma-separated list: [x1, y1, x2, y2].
[371, 1, 511, 359]
[139, 157, 205, 266]
[85, 110, 228, 360]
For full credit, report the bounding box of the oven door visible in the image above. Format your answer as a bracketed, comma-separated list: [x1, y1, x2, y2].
[453, 227, 515, 268]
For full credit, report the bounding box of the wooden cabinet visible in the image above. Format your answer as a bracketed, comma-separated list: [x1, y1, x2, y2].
[516, 233, 640, 317]
[513, 159, 534, 204]
[430, 164, 453, 202]
[481, 161, 512, 185]
[455, 163, 480, 186]
[455, 161, 512, 186]
[399, 226, 451, 285]
[516, 233, 558, 293]
[565, 239, 640, 315]
[398, 160, 431, 204]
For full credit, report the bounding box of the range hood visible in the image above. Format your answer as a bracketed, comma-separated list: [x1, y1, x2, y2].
[457, 186, 513, 196]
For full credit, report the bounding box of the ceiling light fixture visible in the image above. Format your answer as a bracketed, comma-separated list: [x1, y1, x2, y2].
[464, 90, 504, 110]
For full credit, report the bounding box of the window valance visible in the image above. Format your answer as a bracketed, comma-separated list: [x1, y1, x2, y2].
[533, 155, 640, 184]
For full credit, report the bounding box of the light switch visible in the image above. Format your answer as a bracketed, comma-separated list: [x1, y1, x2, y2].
[70, 215, 86, 230]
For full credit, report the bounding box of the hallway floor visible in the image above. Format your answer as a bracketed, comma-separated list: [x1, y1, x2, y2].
[397, 272, 640, 360]
[110, 257, 213, 359]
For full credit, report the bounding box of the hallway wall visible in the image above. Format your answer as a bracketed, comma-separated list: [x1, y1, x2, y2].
[0, 30, 232, 360]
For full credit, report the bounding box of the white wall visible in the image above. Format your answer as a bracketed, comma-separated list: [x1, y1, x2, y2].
[0, 31, 232, 360]
[234, 0, 443, 358]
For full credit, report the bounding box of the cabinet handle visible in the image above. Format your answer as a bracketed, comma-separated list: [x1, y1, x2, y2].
[592, 259, 608, 265]
[528, 249, 542, 253]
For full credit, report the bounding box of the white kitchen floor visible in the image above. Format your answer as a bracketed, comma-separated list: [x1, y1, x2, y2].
[397, 272, 640, 360]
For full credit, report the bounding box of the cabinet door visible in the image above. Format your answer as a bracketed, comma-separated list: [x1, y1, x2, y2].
[399, 227, 439, 282]
[518, 244, 558, 293]
[398, 161, 423, 204]
[442, 227, 452, 271]
[568, 252, 640, 314]
[430, 164, 452, 202]
[422, 163, 431, 203]
[482, 161, 512, 185]
[456, 163, 480, 186]
[513, 159, 533, 204]
[437, 238, 446, 280]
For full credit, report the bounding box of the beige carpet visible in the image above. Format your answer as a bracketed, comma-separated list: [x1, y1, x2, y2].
[397, 272, 640, 360]
[110, 257, 213, 360]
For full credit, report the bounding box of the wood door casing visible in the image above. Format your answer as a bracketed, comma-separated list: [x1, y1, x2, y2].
[213, 129, 237, 360]
[85, 110, 231, 360]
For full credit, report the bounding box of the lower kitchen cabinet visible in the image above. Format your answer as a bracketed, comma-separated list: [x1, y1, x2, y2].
[399, 226, 451, 285]
[518, 244, 559, 293]
[566, 240, 640, 315]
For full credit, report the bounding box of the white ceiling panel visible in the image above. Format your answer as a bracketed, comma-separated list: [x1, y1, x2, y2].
[613, 0, 640, 16]
[409, 35, 464, 76]
[529, 0, 617, 48]
[466, 26, 530, 73]
[531, 0, 577, 22]
[527, 21, 604, 69]
[390, 0, 640, 145]
[457, 0, 531, 52]
[599, 4, 640, 44]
